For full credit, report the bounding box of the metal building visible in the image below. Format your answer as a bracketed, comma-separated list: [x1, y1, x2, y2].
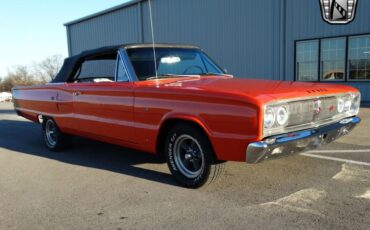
[64, 0, 370, 101]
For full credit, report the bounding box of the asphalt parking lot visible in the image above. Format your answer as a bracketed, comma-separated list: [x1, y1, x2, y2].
[0, 102, 369, 230]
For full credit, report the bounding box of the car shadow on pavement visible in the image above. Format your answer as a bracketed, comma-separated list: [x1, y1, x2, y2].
[0, 119, 178, 187]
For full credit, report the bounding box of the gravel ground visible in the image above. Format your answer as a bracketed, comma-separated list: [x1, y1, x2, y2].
[0, 102, 369, 230]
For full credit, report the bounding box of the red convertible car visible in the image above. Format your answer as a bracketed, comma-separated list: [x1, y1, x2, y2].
[13, 44, 361, 188]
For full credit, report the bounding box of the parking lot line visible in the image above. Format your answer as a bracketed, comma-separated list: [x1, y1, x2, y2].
[307, 149, 370, 153]
[299, 153, 370, 167]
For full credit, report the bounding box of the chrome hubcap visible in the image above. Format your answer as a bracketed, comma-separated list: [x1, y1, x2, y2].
[45, 120, 57, 146]
[173, 134, 205, 178]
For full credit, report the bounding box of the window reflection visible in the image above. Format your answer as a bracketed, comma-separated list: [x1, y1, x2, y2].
[296, 34, 370, 82]
[296, 40, 319, 81]
[321, 38, 345, 81]
[348, 35, 370, 81]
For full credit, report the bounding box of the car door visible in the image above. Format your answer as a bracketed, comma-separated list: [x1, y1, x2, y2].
[70, 51, 135, 144]
[51, 83, 74, 132]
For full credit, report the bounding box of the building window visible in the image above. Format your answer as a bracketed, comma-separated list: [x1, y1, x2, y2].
[321, 37, 346, 81]
[348, 35, 370, 81]
[296, 34, 370, 82]
[296, 40, 319, 81]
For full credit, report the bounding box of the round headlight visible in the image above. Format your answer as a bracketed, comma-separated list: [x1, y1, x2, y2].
[344, 99, 352, 111]
[276, 106, 289, 126]
[350, 94, 361, 114]
[337, 98, 344, 113]
[264, 107, 275, 128]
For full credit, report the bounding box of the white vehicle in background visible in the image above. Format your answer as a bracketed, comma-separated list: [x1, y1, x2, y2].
[0, 92, 12, 102]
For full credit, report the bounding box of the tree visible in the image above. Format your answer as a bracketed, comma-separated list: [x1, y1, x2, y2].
[0, 54, 64, 92]
[0, 65, 41, 92]
[7, 65, 35, 86]
[0, 78, 4, 92]
[1, 77, 14, 92]
[35, 54, 64, 82]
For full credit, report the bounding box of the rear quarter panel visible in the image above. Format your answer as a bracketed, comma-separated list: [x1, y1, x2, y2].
[12, 84, 74, 129]
[13, 85, 59, 122]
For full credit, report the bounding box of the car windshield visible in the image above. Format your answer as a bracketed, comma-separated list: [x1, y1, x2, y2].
[126, 47, 225, 81]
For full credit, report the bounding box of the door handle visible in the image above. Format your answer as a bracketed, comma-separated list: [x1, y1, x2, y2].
[73, 92, 82, 96]
[51, 94, 59, 101]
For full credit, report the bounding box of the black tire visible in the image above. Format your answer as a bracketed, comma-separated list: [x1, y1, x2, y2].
[42, 117, 71, 151]
[165, 123, 225, 188]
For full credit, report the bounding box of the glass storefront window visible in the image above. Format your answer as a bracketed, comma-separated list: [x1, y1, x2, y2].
[348, 35, 370, 81]
[296, 40, 319, 81]
[296, 34, 370, 82]
[321, 37, 346, 81]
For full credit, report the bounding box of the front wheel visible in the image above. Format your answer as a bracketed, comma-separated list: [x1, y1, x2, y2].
[42, 118, 71, 151]
[165, 124, 225, 188]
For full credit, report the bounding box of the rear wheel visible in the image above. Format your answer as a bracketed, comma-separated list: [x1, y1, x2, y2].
[165, 124, 225, 188]
[42, 118, 71, 151]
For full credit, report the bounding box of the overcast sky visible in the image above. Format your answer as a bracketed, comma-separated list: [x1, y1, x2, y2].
[0, 0, 129, 78]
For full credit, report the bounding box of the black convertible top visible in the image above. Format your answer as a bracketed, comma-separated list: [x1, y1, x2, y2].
[52, 45, 121, 83]
[51, 44, 199, 83]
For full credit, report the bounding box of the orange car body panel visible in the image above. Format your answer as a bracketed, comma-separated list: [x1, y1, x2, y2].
[13, 76, 359, 162]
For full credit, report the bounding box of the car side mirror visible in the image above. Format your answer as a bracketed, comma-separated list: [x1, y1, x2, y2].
[223, 69, 228, 73]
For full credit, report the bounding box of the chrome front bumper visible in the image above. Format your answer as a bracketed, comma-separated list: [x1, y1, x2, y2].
[246, 117, 361, 163]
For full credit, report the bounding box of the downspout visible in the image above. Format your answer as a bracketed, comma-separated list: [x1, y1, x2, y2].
[138, 1, 144, 43]
[280, 0, 287, 81]
[66, 26, 72, 57]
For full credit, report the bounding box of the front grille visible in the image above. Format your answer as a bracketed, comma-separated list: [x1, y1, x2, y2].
[317, 96, 338, 121]
[263, 92, 360, 138]
[286, 96, 338, 128]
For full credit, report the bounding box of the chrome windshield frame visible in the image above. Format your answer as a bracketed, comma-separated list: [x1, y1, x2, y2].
[118, 48, 139, 82]
[123, 47, 226, 81]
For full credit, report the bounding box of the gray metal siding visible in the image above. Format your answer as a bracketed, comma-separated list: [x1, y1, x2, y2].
[66, 0, 370, 100]
[67, 0, 282, 79]
[68, 5, 140, 55]
[141, 0, 282, 79]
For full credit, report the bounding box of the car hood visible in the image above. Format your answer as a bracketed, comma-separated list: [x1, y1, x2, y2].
[155, 76, 358, 104]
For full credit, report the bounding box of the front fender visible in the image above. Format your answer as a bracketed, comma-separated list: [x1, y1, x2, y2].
[159, 112, 213, 137]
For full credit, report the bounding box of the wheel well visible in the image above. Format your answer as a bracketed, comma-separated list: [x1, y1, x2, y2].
[38, 114, 45, 124]
[156, 119, 212, 157]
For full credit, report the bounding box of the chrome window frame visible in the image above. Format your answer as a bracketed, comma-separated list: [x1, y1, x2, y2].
[122, 46, 225, 81]
[115, 48, 139, 82]
[115, 51, 129, 82]
[119, 48, 139, 82]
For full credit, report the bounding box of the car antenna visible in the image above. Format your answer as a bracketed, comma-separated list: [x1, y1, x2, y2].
[148, 0, 159, 87]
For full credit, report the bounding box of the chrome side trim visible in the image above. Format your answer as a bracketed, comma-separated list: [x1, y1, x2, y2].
[264, 92, 359, 106]
[124, 44, 200, 49]
[246, 116, 361, 164]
